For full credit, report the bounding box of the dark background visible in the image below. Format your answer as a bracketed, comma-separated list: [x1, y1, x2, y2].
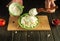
[0, 0, 60, 41]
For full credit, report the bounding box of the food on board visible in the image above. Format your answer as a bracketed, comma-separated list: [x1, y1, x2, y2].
[18, 13, 38, 30]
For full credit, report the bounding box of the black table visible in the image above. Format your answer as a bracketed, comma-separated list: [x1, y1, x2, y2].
[0, 0, 60, 41]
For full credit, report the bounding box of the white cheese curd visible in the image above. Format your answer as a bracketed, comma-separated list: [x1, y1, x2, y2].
[21, 17, 25, 25]
[29, 8, 38, 16]
[30, 16, 37, 22]
[21, 15, 38, 28]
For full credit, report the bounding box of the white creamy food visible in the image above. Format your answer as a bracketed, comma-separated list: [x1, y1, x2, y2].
[29, 8, 38, 16]
[18, 14, 38, 29]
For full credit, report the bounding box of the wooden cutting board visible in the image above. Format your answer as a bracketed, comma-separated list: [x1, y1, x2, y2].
[7, 15, 51, 31]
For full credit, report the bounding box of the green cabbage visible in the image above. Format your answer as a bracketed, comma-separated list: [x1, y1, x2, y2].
[9, 2, 24, 16]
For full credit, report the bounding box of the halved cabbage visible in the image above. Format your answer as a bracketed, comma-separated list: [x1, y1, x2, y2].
[18, 13, 38, 30]
[9, 2, 24, 16]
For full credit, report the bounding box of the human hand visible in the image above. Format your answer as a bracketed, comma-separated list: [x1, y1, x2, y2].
[6, 0, 23, 7]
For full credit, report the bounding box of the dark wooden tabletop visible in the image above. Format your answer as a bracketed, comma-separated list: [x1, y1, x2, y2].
[0, 0, 60, 41]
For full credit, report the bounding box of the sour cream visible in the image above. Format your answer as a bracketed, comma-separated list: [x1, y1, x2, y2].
[29, 8, 38, 16]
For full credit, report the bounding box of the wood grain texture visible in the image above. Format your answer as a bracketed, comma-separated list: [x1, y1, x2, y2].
[13, 31, 27, 41]
[27, 31, 40, 41]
